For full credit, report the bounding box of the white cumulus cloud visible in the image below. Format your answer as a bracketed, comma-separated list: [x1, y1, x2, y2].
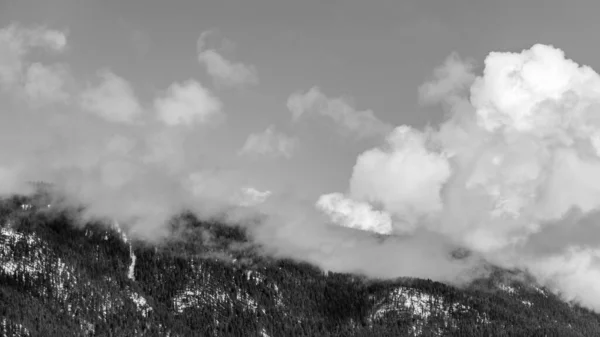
[317, 193, 393, 235]
[326, 44, 597, 245]
[349, 126, 452, 226]
[320, 43, 600, 311]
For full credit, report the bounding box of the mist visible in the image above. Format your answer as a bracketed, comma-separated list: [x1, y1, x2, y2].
[4, 24, 600, 310]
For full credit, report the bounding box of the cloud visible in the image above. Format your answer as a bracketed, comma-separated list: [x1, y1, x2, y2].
[0, 23, 482, 286]
[154, 80, 223, 126]
[419, 52, 476, 106]
[234, 187, 272, 207]
[0, 23, 68, 91]
[241, 195, 478, 282]
[316, 193, 392, 235]
[319, 43, 600, 311]
[238, 125, 297, 158]
[80, 70, 143, 124]
[348, 125, 451, 229]
[23, 62, 71, 105]
[10, 21, 600, 310]
[0, 23, 235, 240]
[20, 26, 67, 51]
[197, 30, 258, 87]
[287, 86, 393, 139]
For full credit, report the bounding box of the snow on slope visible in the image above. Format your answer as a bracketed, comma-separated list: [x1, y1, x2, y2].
[370, 286, 490, 335]
[0, 217, 152, 333]
[1, 317, 30, 337]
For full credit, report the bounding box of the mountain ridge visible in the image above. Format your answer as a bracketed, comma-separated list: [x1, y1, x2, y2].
[1, 194, 600, 337]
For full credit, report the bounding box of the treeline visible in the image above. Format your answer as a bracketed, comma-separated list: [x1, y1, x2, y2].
[1, 194, 600, 336]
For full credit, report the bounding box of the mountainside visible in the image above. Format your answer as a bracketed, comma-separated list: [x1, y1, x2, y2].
[2, 194, 600, 337]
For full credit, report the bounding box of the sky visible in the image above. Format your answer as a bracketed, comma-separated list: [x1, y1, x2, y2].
[8, 0, 600, 312]
[5, 0, 600, 201]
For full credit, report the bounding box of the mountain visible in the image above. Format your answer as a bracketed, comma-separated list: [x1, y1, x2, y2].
[2, 194, 600, 337]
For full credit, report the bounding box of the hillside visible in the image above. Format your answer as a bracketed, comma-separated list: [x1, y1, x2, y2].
[1, 194, 600, 337]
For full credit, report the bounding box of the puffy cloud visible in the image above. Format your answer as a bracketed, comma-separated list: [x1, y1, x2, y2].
[197, 31, 258, 87]
[287, 86, 392, 139]
[80, 70, 143, 124]
[155, 80, 223, 126]
[23, 62, 71, 105]
[348, 126, 451, 227]
[238, 125, 297, 158]
[320, 43, 600, 311]
[470, 44, 590, 133]
[316, 193, 392, 235]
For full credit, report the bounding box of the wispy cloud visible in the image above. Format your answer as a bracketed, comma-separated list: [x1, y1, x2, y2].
[239, 125, 297, 158]
[287, 86, 392, 139]
[234, 187, 272, 207]
[419, 52, 476, 106]
[197, 30, 258, 88]
[23, 62, 71, 105]
[154, 79, 223, 127]
[80, 70, 143, 124]
[0, 23, 68, 92]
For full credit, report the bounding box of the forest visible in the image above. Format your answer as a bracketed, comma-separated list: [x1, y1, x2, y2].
[1, 192, 600, 336]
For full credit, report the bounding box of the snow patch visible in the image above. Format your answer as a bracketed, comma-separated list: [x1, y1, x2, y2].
[173, 283, 259, 314]
[127, 245, 136, 281]
[370, 286, 487, 334]
[534, 286, 549, 297]
[1, 227, 44, 278]
[498, 283, 516, 294]
[1, 317, 30, 337]
[130, 292, 153, 317]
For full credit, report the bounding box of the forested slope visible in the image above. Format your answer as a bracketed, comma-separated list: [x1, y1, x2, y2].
[1, 194, 600, 337]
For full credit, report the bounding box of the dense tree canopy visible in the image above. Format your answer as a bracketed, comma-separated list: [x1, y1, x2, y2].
[1, 194, 600, 336]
